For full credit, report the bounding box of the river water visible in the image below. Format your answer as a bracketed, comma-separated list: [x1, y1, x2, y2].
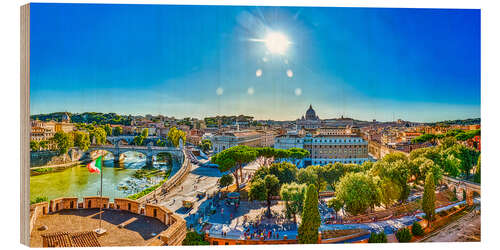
[30, 151, 180, 201]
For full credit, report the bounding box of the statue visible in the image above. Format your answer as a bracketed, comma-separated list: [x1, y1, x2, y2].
[179, 138, 184, 149]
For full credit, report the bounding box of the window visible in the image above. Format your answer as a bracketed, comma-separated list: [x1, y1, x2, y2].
[88, 200, 91, 208]
[70, 201, 74, 209]
[154, 209, 157, 217]
[128, 203, 131, 211]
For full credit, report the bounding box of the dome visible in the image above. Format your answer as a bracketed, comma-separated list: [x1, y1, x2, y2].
[305, 105, 318, 120]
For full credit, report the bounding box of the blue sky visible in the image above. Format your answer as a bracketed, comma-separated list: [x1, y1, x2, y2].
[30, 4, 480, 122]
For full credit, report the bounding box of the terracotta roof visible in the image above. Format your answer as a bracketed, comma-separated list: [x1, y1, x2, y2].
[42, 231, 101, 247]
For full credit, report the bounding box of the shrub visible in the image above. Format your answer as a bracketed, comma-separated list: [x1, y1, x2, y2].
[30, 196, 48, 205]
[396, 228, 412, 242]
[411, 222, 424, 236]
[368, 232, 387, 243]
[182, 231, 209, 245]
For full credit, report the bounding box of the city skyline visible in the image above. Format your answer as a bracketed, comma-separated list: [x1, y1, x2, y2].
[30, 4, 480, 122]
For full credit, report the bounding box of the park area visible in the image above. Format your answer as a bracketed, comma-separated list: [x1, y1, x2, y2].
[181, 141, 481, 244]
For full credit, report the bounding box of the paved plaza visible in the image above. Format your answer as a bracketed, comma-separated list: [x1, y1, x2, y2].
[30, 209, 169, 247]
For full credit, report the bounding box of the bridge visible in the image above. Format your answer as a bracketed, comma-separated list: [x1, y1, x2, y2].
[441, 176, 480, 205]
[105, 135, 163, 146]
[89, 144, 183, 166]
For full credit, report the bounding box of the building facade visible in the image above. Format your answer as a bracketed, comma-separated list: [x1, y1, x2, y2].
[212, 130, 265, 153]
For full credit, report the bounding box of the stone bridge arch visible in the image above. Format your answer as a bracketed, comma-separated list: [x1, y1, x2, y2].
[88, 145, 183, 167]
[442, 176, 480, 205]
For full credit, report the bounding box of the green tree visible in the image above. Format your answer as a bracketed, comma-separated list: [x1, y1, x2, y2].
[280, 182, 306, 222]
[133, 135, 144, 146]
[336, 172, 381, 215]
[371, 157, 410, 202]
[287, 147, 310, 166]
[297, 165, 326, 194]
[322, 162, 344, 191]
[30, 140, 40, 151]
[368, 232, 387, 243]
[104, 124, 112, 136]
[52, 131, 74, 155]
[30, 196, 48, 205]
[39, 140, 49, 150]
[112, 126, 123, 136]
[219, 174, 234, 190]
[412, 133, 437, 144]
[155, 139, 165, 147]
[298, 184, 321, 244]
[411, 222, 424, 236]
[378, 178, 402, 208]
[273, 148, 291, 162]
[182, 231, 209, 245]
[167, 127, 186, 147]
[395, 228, 412, 242]
[269, 162, 298, 184]
[327, 197, 343, 220]
[200, 139, 212, 153]
[443, 144, 479, 178]
[255, 147, 276, 165]
[422, 171, 436, 228]
[212, 145, 257, 192]
[249, 174, 280, 218]
[73, 131, 90, 151]
[141, 128, 149, 138]
[473, 155, 481, 183]
[90, 127, 106, 145]
[443, 154, 461, 177]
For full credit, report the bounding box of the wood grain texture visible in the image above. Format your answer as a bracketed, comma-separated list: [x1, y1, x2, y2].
[20, 3, 30, 246]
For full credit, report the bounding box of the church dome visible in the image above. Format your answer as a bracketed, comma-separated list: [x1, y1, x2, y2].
[305, 105, 318, 120]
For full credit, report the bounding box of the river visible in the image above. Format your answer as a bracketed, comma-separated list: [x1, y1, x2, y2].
[30, 151, 180, 201]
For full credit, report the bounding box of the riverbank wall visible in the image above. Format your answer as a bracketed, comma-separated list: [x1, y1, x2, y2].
[30, 148, 88, 168]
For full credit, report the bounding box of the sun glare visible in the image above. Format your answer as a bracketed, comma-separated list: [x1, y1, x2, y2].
[264, 32, 290, 54]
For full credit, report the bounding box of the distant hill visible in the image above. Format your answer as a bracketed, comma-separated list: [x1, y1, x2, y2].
[31, 112, 132, 125]
[425, 118, 480, 126]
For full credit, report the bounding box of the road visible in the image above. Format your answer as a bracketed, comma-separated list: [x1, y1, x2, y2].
[156, 157, 263, 219]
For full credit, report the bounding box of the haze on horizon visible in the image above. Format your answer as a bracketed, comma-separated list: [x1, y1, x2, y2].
[29, 4, 480, 123]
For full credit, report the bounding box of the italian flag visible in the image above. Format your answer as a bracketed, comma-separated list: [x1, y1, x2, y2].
[87, 156, 102, 173]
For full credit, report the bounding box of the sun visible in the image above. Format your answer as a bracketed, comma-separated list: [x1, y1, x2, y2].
[264, 32, 290, 54]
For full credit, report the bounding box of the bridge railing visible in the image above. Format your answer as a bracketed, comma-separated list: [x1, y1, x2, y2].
[443, 176, 480, 188]
[90, 145, 178, 150]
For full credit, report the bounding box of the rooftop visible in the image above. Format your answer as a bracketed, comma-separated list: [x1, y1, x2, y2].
[31, 209, 169, 247]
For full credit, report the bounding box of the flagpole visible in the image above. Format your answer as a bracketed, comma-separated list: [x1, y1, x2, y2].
[99, 153, 103, 230]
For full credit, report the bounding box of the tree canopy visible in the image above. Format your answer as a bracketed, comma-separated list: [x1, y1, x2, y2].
[422, 171, 436, 226]
[298, 184, 321, 244]
[212, 145, 257, 192]
[167, 127, 186, 147]
[335, 172, 381, 215]
[250, 174, 280, 217]
[280, 182, 306, 222]
[52, 131, 74, 155]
